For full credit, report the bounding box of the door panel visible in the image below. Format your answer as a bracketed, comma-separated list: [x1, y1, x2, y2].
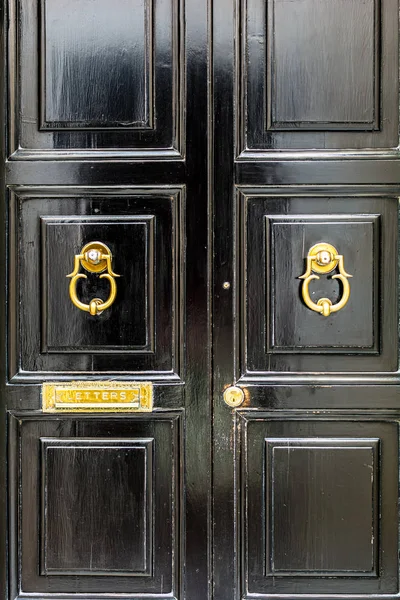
[42, 438, 153, 576]
[213, 0, 400, 599]
[240, 414, 398, 597]
[239, 0, 398, 155]
[42, 0, 151, 129]
[9, 0, 183, 158]
[10, 187, 184, 381]
[238, 191, 398, 375]
[4, 0, 210, 597]
[9, 413, 182, 598]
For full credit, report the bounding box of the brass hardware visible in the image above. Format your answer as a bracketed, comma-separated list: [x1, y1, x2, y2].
[299, 243, 352, 317]
[223, 386, 245, 408]
[42, 381, 153, 412]
[67, 242, 120, 316]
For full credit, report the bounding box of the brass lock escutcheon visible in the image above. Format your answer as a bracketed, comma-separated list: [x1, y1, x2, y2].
[67, 242, 120, 316]
[299, 243, 352, 317]
[223, 386, 245, 408]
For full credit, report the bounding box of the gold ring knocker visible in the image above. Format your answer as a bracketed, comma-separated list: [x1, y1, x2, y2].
[66, 242, 120, 316]
[299, 243, 352, 317]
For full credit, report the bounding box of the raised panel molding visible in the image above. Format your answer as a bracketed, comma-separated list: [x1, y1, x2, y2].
[236, 188, 398, 380]
[41, 438, 153, 576]
[9, 0, 183, 158]
[239, 413, 399, 598]
[265, 439, 378, 576]
[267, 0, 379, 131]
[238, 0, 399, 155]
[8, 186, 185, 383]
[9, 412, 183, 598]
[41, 0, 152, 130]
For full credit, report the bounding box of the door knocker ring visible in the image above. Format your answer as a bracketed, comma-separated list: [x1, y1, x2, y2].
[299, 243, 352, 317]
[67, 242, 120, 316]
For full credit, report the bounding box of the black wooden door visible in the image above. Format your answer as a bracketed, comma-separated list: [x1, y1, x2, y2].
[2, 0, 400, 599]
[212, 0, 400, 599]
[3, 0, 210, 598]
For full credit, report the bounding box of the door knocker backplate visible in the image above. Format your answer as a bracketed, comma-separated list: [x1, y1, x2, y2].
[299, 243, 352, 317]
[67, 241, 120, 316]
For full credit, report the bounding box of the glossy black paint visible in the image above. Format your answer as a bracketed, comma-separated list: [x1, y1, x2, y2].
[240, 415, 398, 596]
[2, 0, 400, 599]
[43, 0, 150, 128]
[213, 0, 400, 600]
[11, 188, 183, 380]
[10, 413, 181, 596]
[4, 0, 210, 597]
[11, 0, 183, 157]
[240, 0, 398, 154]
[241, 192, 398, 374]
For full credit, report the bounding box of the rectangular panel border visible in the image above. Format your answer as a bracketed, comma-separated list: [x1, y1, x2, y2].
[236, 0, 399, 157]
[8, 185, 185, 384]
[234, 186, 399, 384]
[39, 0, 154, 130]
[266, 0, 380, 131]
[265, 437, 379, 577]
[8, 0, 185, 159]
[41, 215, 156, 353]
[265, 214, 380, 354]
[8, 410, 183, 599]
[237, 411, 399, 599]
[40, 438, 154, 576]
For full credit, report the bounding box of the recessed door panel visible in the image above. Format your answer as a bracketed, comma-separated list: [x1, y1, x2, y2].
[43, 217, 153, 352]
[269, 217, 377, 351]
[238, 190, 398, 377]
[266, 442, 376, 575]
[9, 0, 183, 158]
[41, 438, 153, 575]
[239, 414, 399, 597]
[10, 412, 182, 597]
[270, 0, 377, 129]
[238, 0, 399, 155]
[43, 0, 150, 129]
[10, 187, 184, 381]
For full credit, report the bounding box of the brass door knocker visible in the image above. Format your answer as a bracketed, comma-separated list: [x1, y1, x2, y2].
[67, 242, 120, 316]
[299, 243, 352, 317]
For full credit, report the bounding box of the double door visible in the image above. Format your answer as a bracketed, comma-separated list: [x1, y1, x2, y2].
[3, 0, 400, 598]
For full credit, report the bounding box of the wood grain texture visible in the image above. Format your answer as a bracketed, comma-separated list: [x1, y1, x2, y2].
[42, 0, 151, 128]
[2, 0, 400, 598]
[240, 414, 398, 596]
[269, 0, 377, 129]
[266, 440, 377, 574]
[41, 438, 153, 575]
[11, 413, 182, 596]
[239, 0, 398, 154]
